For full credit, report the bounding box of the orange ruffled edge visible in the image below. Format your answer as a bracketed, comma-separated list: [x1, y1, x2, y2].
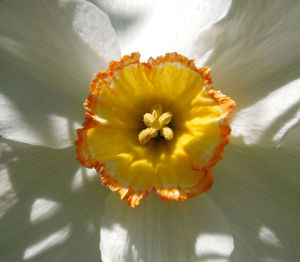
[75, 52, 236, 207]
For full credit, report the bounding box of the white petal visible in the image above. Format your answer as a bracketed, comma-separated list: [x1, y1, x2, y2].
[23, 224, 71, 260]
[0, 138, 109, 261]
[71, 0, 121, 65]
[192, 1, 300, 146]
[230, 78, 300, 146]
[0, 162, 18, 219]
[30, 199, 61, 223]
[209, 144, 300, 261]
[93, 0, 231, 60]
[0, 62, 83, 148]
[0, 0, 120, 100]
[0, 0, 120, 148]
[100, 193, 234, 262]
[277, 122, 300, 150]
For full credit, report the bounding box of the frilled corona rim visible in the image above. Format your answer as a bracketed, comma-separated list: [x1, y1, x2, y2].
[75, 52, 236, 207]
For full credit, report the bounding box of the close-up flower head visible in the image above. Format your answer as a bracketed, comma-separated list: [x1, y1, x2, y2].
[76, 52, 235, 207]
[1, 0, 300, 261]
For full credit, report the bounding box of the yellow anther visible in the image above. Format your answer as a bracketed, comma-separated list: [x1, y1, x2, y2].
[138, 128, 158, 145]
[138, 104, 174, 144]
[143, 113, 155, 127]
[160, 127, 174, 140]
[159, 112, 172, 126]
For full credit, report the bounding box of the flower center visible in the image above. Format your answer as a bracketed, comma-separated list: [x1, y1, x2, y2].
[138, 104, 174, 145]
[76, 52, 236, 207]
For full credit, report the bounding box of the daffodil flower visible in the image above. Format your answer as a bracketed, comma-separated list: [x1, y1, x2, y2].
[1, 0, 300, 262]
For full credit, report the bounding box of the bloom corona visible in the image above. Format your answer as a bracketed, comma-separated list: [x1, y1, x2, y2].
[75, 53, 235, 207]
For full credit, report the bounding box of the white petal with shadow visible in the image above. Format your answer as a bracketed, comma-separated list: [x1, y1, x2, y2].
[277, 122, 300, 149]
[30, 199, 61, 223]
[93, 0, 231, 60]
[0, 138, 109, 261]
[195, 234, 234, 261]
[0, 0, 120, 148]
[192, 0, 300, 146]
[71, 165, 97, 191]
[208, 144, 300, 261]
[100, 193, 234, 262]
[0, 63, 83, 148]
[259, 226, 281, 248]
[0, 0, 120, 100]
[0, 166, 18, 219]
[231, 78, 300, 146]
[23, 224, 71, 260]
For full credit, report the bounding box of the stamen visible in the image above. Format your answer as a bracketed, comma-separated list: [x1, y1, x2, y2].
[159, 112, 172, 126]
[161, 126, 174, 140]
[138, 128, 158, 145]
[143, 113, 155, 127]
[138, 104, 174, 145]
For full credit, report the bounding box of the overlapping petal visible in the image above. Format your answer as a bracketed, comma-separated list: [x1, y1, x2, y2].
[0, 138, 108, 261]
[0, 0, 121, 148]
[192, 0, 300, 147]
[92, 0, 231, 59]
[209, 144, 300, 261]
[100, 194, 234, 262]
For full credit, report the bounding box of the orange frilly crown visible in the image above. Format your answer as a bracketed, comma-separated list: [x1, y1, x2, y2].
[75, 52, 235, 207]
